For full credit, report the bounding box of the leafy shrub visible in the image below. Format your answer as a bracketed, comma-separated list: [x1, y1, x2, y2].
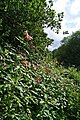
[0, 38, 80, 120]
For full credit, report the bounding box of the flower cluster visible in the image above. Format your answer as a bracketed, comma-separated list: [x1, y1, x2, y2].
[23, 30, 33, 41]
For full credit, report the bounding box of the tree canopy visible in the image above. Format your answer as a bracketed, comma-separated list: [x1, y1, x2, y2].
[53, 30, 80, 68]
[0, 0, 63, 51]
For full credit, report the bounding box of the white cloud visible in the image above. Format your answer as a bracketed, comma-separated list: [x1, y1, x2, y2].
[53, 0, 70, 13]
[44, 28, 63, 51]
[45, 0, 80, 51]
[71, 0, 80, 16]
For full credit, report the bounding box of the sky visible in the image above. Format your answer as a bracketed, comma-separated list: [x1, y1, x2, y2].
[44, 0, 80, 51]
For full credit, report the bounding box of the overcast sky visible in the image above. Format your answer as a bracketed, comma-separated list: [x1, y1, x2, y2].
[44, 0, 80, 51]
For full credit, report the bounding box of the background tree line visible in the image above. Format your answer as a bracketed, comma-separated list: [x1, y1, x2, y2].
[53, 30, 80, 68]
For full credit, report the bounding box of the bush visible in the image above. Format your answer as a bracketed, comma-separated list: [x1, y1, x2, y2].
[0, 39, 80, 120]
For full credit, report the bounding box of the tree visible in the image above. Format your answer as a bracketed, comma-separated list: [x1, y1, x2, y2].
[53, 30, 80, 68]
[0, 0, 63, 51]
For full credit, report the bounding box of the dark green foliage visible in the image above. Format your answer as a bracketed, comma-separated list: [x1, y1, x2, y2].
[0, 0, 63, 51]
[53, 30, 80, 68]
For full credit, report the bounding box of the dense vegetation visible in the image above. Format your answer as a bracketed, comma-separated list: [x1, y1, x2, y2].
[53, 30, 80, 68]
[0, 0, 80, 120]
[0, 37, 80, 120]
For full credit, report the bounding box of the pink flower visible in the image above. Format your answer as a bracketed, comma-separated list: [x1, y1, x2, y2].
[46, 67, 50, 71]
[21, 60, 31, 67]
[25, 33, 32, 41]
[35, 77, 40, 84]
[47, 72, 50, 75]
[33, 46, 37, 51]
[20, 52, 26, 57]
[37, 79, 40, 83]
[54, 74, 57, 77]
[23, 31, 33, 41]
